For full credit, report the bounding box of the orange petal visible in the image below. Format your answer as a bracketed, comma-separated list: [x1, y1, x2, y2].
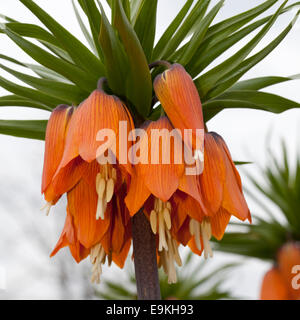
[210, 207, 231, 240]
[52, 156, 89, 196]
[154, 64, 204, 150]
[112, 236, 131, 269]
[198, 132, 225, 215]
[260, 268, 290, 300]
[277, 242, 300, 300]
[50, 207, 89, 263]
[175, 217, 193, 246]
[125, 172, 151, 216]
[67, 178, 110, 248]
[137, 117, 184, 201]
[42, 105, 74, 198]
[58, 90, 134, 170]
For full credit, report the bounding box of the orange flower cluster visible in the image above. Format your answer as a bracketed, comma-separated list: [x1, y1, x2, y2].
[261, 242, 300, 300]
[42, 64, 251, 283]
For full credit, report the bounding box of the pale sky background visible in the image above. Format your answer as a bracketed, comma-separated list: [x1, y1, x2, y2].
[0, 0, 299, 299]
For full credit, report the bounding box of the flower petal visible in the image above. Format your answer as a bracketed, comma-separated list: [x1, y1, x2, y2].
[260, 268, 290, 300]
[154, 64, 204, 150]
[67, 178, 110, 248]
[210, 207, 231, 240]
[42, 105, 74, 198]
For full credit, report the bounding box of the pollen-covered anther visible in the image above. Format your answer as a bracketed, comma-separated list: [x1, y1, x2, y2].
[201, 219, 213, 259]
[159, 233, 182, 284]
[152, 198, 172, 252]
[95, 164, 116, 220]
[40, 201, 53, 216]
[90, 243, 106, 284]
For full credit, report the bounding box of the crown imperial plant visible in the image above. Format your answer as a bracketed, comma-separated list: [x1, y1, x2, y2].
[0, 0, 300, 299]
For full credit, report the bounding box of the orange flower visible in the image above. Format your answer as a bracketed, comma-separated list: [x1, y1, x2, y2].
[195, 132, 251, 240]
[42, 87, 134, 282]
[125, 116, 207, 282]
[154, 63, 204, 157]
[261, 242, 300, 300]
[41, 104, 74, 214]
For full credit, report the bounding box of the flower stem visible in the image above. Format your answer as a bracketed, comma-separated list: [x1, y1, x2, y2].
[149, 60, 172, 70]
[132, 210, 161, 300]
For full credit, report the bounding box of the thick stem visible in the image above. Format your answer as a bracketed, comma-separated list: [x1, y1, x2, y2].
[132, 210, 161, 300]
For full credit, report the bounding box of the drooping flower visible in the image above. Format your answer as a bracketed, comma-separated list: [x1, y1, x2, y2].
[42, 85, 135, 282]
[41, 104, 74, 215]
[194, 132, 251, 241]
[153, 63, 204, 161]
[261, 242, 300, 300]
[125, 116, 207, 282]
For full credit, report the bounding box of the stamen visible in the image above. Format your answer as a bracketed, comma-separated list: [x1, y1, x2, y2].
[90, 243, 107, 284]
[150, 210, 157, 234]
[95, 164, 117, 220]
[106, 178, 114, 203]
[158, 236, 182, 284]
[163, 207, 171, 230]
[189, 219, 202, 251]
[151, 199, 173, 252]
[201, 219, 213, 259]
[40, 201, 52, 216]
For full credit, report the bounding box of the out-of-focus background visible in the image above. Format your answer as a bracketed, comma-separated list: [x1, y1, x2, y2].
[0, 0, 299, 299]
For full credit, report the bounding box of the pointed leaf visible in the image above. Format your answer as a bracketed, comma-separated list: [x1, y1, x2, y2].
[99, 2, 129, 94]
[160, 0, 210, 61]
[19, 0, 104, 78]
[0, 119, 47, 140]
[195, 1, 287, 98]
[179, 0, 224, 65]
[152, 0, 194, 61]
[0, 25, 95, 91]
[134, 0, 158, 62]
[78, 0, 103, 58]
[0, 63, 86, 105]
[231, 75, 300, 91]
[203, 90, 300, 121]
[0, 95, 50, 111]
[206, 12, 299, 99]
[0, 75, 61, 109]
[71, 0, 98, 55]
[112, 0, 152, 117]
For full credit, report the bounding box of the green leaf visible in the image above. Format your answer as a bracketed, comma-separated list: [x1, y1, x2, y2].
[195, 1, 287, 99]
[187, 0, 298, 77]
[231, 75, 300, 91]
[187, 16, 270, 77]
[0, 53, 70, 82]
[99, 2, 129, 95]
[0, 75, 61, 109]
[205, 0, 277, 41]
[0, 119, 47, 140]
[0, 62, 86, 105]
[134, 0, 158, 62]
[78, 0, 103, 59]
[0, 24, 95, 91]
[179, 0, 224, 65]
[112, 0, 152, 117]
[206, 11, 299, 99]
[19, 0, 104, 79]
[203, 90, 300, 121]
[160, 0, 210, 61]
[0, 95, 50, 111]
[152, 0, 194, 61]
[130, 0, 144, 24]
[0, 22, 59, 46]
[71, 0, 98, 55]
